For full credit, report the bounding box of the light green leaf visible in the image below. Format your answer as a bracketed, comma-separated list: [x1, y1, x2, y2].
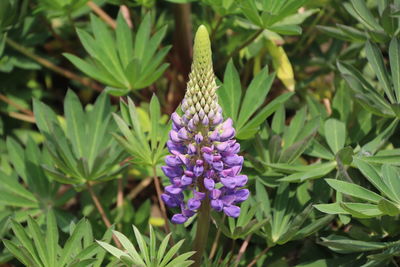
[324, 118, 346, 154]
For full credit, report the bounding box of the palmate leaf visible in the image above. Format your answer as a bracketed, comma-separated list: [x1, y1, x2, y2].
[98, 225, 194, 267]
[34, 90, 126, 184]
[218, 60, 287, 139]
[65, 12, 170, 95]
[113, 95, 169, 166]
[4, 212, 110, 267]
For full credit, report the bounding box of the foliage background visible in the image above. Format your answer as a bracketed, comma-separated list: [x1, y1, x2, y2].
[1, 0, 400, 266]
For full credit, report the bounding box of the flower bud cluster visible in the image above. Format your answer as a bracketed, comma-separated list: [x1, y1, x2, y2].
[161, 25, 249, 224]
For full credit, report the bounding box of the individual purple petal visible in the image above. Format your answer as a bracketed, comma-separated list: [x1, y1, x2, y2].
[216, 142, 230, 152]
[212, 161, 224, 171]
[204, 178, 215, 190]
[234, 189, 250, 203]
[195, 133, 203, 144]
[171, 112, 183, 128]
[194, 191, 206, 200]
[165, 155, 182, 167]
[223, 205, 240, 218]
[171, 214, 187, 224]
[210, 189, 221, 199]
[188, 119, 196, 131]
[182, 208, 195, 218]
[169, 130, 181, 143]
[221, 118, 233, 128]
[202, 115, 209, 125]
[178, 128, 190, 140]
[211, 199, 223, 211]
[165, 185, 183, 195]
[213, 155, 222, 161]
[224, 155, 243, 166]
[209, 130, 219, 141]
[161, 166, 183, 178]
[171, 177, 182, 187]
[161, 194, 180, 207]
[234, 175, 248, 187]
[188, 144, 196, 154]
[221, 194, 236, 205]
[220, 177, 236, 189]
[194, 165, 204, 177]
[184, 170, 194, 177]
[219, 127, 235, 141]
[188, 198, 201, 210]
[181, 175, 193, 186]
[203, 152, 213, 164]
[167, 140, 185, 153]
[213, 113, 223, 125]
[176, 154, 190, 166]
[201, 146, 213, 153]
[231, 166, 242, 176]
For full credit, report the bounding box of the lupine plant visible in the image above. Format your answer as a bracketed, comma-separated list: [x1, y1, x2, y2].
[3, 0, 400, 266]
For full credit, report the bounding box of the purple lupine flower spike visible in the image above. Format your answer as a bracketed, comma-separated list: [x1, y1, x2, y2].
[161, 25, 249, 224]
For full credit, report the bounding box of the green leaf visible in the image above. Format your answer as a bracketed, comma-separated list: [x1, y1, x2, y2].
[353, 158, 393, 200]
[350, 0, 384, 32]
[365, 41, 395, 103]
[134, 13, 151, 61]
[378, 198, 400, 216]
[59, 219, 87, 266]
[10, 220, 42, 265]
[324, 118, 346, 154]
[132, 225, 150, 265]
[340, 202, 382, 218]
[149, 94, 161, 151]
[116, 12, 134, 68]
[279, 162, 336, 182]
[389, 37, 400, 103]
[237, 68, 273, 129]
[325, 179, 383, 203]
[218, 60, 242, 122]
[27, 216, 49, 267]
[112, 230, 144, 265]
[282, 107, 306, 148]
[240, 0, 263, 27]
[236, 90, 290, 139]
[46, 210, 58, 267]
[362, 119, 398, 154]
[64, 90, 86, 159]
[381, 164, 400, 203]
[314, 202, 349, 215]
[321, 236, 389, 252]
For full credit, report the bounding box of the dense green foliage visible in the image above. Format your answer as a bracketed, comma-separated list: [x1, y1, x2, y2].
[1, 0, 400, 266]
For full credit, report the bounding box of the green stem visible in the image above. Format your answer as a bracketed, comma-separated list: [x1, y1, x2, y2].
[191, 196, 211, 267]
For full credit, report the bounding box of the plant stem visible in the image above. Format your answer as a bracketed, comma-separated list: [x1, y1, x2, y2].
[86, 182, 122, 248]
[217, 28, 264, 70]
[5, 38, 103, 92]
[0, 94, 33, 116]
[8, 112, 35, 123]
[191, 196, 211, 267]
[117, 178, 124, 208]
[152, 165, 171, 235]
[247, 246, 270, 267]
[126, 176, 153, 200]
[209, 214, 225, 259]
[87, 1, 117, 29]
[234, 234, 252, 267]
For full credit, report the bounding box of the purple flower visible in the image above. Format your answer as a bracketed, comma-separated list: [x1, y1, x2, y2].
[161, 111, 249, 224]
[160, 25, 249, 224]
